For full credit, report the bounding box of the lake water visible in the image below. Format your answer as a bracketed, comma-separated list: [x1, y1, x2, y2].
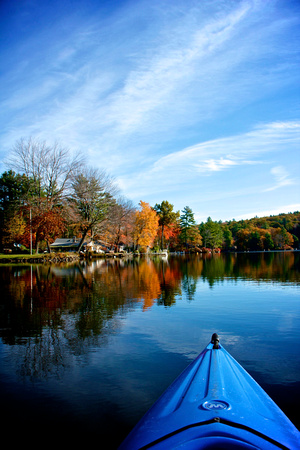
[0, 252, 299, 448]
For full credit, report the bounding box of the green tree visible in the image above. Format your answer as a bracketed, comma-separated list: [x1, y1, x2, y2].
[222, 226, 233, 250]
[248, 230, 262, 251]
[0, 171, 34, 249]
[200, 217, 223, 249]
[0, 170, 32, 212]
[180, 206, 201, 249]
[292, 234, 299, 249]
[264, 232, 274, 250]
[154, 200, 179, 249]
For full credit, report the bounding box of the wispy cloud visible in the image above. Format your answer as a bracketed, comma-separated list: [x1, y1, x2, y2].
[265, 166, 295, 191]
[195, 158, 239, 172]
[148, 120, 300, 174]
[117, 120, 300, 203]
[0, 0, 299, 220]
[235, 204, 300, 221]
[99, 1, 251, 135]
[1, 0, 299, 159]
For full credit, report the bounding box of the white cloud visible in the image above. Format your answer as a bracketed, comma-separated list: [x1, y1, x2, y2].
[265, 166, 295, 191]
[195, 158, 239, 172]
[0, 0, 299, 222]
[99, 1, 251, 135]
[235, 204, 300, 220]
[148, 120, 300, 175]
[2, 0, 298, 158]
[116, 120, 300, 205]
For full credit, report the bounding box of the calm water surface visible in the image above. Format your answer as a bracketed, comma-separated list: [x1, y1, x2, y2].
[0, 252, 299, 447]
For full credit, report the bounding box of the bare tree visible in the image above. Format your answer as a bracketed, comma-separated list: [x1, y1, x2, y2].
[106, 196, 136, 250]
[69, 167, 119, 251]
[7, 137, 84, 203]
[6, 137, 84, 252]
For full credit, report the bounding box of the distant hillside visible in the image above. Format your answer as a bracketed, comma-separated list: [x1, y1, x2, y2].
[223, 211, 300, 251]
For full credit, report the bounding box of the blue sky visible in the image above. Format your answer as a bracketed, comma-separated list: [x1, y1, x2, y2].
[0, 0, 299, 222]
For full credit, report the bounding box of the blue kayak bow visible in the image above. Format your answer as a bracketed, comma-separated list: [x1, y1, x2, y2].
[119, 333, 300, 449]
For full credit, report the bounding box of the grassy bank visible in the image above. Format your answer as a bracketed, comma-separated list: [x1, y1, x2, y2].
[0, 252, 80, 263]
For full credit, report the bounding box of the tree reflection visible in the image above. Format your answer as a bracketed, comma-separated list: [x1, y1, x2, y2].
[19, 328, 66, 380]
[0, 251, 299, 380]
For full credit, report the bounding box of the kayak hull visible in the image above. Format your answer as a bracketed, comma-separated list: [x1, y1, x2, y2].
[119, 336, 300, 449]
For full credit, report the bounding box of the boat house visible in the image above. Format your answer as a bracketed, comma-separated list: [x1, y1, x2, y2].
[50, 237, 82, 252]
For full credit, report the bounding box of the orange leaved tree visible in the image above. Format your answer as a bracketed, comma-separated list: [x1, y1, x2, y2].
[132, 201, 159, 251]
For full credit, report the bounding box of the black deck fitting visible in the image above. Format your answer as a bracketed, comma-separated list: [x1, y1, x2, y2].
[211, 333, 220, 349]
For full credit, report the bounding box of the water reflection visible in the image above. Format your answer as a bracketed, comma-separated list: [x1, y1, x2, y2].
[0, 252, 299, 445]
[2, 252, 299, 323]
[0, 252, 299, 380]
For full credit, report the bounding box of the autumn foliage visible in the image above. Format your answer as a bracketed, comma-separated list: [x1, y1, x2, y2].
[0, 138, 299, 253]
[132, 201, 159, 250]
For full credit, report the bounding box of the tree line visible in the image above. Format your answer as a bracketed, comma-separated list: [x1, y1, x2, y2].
[0, 138, 299, 254]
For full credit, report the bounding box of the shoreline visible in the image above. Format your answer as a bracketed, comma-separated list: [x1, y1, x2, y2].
[0, 248, 298, 264]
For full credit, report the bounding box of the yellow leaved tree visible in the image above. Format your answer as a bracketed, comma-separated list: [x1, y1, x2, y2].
[132, 201, 159, 251]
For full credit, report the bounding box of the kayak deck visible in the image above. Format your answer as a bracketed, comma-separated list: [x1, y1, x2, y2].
[119, 334, 300, 449]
